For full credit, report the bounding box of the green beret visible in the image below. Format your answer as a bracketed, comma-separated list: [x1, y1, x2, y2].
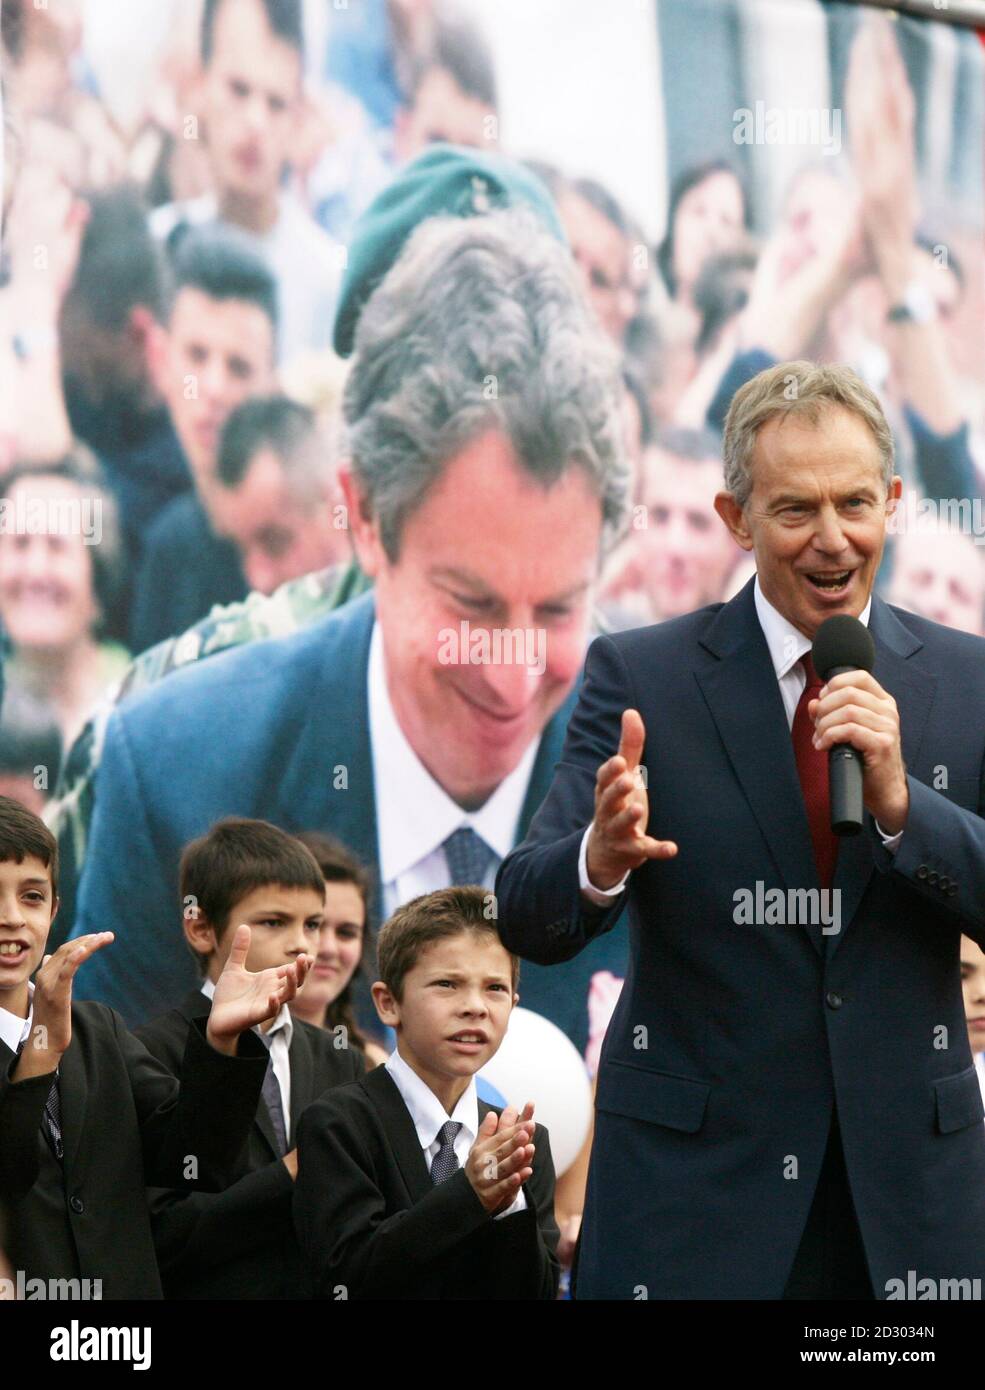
[333, 143, 566, 358]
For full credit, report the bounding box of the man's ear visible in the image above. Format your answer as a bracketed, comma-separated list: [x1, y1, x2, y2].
[49, 895, 60, 929]
[371, 980, 399, 1028]
[714, 490, 754, 552]
[338, 465, 385, 579]
[885, 476, 903, 521]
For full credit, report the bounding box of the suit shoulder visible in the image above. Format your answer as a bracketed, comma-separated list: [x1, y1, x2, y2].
[294, 1018, 364, 1079]
[888, 603, 985, 663]
[592, 603, 725, 664]
[133, 1008, 188, 1057]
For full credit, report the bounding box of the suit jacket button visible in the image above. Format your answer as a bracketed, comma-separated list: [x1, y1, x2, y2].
[826, 992, 843, 1010]
[916, 865, 929, 880]
[927, 871, 939, 887]
[70, 1196, 84, 1214]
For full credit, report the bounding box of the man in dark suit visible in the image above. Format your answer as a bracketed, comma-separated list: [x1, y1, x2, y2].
[496, 360, 985, 1300]
[70, 152, 632, 1051]
[136, 984, 363, 1298]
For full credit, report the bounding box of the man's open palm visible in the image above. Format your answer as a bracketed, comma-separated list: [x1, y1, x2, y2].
[586, 709, 678, 891]
[207, 925, 310, 1047]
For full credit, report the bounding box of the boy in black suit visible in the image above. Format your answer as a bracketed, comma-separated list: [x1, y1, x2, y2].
[0, 795, 307, 1299]
[136, 817, 365, 1298]
[294, 886, 560, 1299]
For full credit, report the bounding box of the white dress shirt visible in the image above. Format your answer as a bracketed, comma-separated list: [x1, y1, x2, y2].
[368, 620, 540, 917]
[580, 578, 899, 902]
[201, 978, 294, 1142]
[0, 981, 34, 1054]
[384, 1044, 526, 1218]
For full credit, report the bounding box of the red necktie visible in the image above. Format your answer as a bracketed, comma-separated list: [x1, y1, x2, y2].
[791, 654, 838, 890]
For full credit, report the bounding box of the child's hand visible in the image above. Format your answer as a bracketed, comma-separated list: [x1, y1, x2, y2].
[464, 1102, 536, 1216]
[282, 1149, 298, 1180]
[206, 925, 310, 1054]
[12, 933, 114, 1080]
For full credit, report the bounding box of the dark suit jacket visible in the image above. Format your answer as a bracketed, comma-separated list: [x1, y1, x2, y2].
[496, 580, 985, 1299]
[70, 591, 626, 1051]
[134, 988, 365, 1299]
[293, 1064, 560, 1299]
[0, 1002, 268, 1299]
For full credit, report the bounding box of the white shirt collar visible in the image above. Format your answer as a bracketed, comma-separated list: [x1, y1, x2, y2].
[385, 1044, 478, 1150]
[0, 980, 34, 1054]
[200, 976, 293, 1046]
[754, 575, 872, 681]
[367, 620, 540, 884]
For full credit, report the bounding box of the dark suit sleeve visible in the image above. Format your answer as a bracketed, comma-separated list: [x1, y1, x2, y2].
[146, 1161, 294, 1276]
[870, 767, 985, 949]
[294, 1095, 495, 1300]
[484, 1122, 560, 1299]
[113, 1009, 268, 1190]
[496, 633, 633, 963]
[0, 1056, 54, 1198]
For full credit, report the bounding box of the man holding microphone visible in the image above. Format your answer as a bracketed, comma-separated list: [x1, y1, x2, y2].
[496, 359, 985, 1299]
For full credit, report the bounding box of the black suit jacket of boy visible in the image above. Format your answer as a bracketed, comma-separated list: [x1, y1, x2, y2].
[293, 1064, 561, 1300]
[0, 1001, 268, 1299]
[135, 988, 365, 1299]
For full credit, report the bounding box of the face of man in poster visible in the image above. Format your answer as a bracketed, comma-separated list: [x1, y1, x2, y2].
[343, 429, 603, 812]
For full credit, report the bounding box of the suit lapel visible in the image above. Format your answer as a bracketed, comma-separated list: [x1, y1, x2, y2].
[58, 1027, 87, 1175]
[518, 680, 581, 840]
[270, 592, 383, 925]
[696, 582, 823, 953]
[363, 1065, 433, 1205]
[181, 986, 283, 1155]
[287, 1024, 314, 1137]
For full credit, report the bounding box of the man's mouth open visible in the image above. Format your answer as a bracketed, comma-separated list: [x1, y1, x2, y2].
[803, 569, 855, 597]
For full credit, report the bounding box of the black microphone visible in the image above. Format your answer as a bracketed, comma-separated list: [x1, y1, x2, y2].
[811, 614, 876, 836]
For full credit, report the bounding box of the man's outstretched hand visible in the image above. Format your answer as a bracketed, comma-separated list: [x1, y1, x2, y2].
[585, 709, 678, 893]
[206, 925, 310, 1055]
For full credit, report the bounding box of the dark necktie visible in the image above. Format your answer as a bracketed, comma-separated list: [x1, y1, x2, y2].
[261, 1055, 288, 1156]
[431, 1120, 463, 1185]
[443, 827, 494, 887]
[43, 1072, 63, 1161]
[791, 653, 839, 892]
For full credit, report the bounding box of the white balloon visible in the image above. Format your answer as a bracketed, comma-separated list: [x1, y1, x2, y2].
[478, 1007, 592, 1175]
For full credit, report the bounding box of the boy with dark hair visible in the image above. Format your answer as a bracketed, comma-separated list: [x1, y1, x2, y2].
[136, 817, 364, 1298]
[0, 796, 304, 1298]
[152, 0, 343, 365]
[294, 885, 560, 1299]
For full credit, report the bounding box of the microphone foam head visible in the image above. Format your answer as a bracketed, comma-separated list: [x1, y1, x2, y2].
[812, 614, 875, 680]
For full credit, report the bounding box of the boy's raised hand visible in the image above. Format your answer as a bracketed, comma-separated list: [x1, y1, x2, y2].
[465, 1102, 536, 1216]
[206, 925, 310, 1055]
[13, 933, 115, 1081]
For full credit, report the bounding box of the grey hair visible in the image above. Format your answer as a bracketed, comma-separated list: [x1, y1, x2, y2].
[342, 206, 631, 561]
[722, 360, 895, 509]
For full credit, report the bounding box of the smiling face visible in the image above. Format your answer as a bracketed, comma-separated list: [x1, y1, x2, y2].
[887, 530, 985, 638]
[346, 429, 602, 810]
[295, 878, 366, 1018]
[0, 475, 100, 651]
[191, 882, 324, 986]
[373, 931, 517, 1110]
[0, 855, 57, 1019]
[160, 288, 275, 487]
[715, 405, 900, 639]
[962, 936, 985, 1058]
[200, 0, 301, 205]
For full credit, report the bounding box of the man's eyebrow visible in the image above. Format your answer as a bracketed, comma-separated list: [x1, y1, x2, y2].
[20, 878, 51, 890]
[768, 486, 879, 507]
[429, 566, 591, 604]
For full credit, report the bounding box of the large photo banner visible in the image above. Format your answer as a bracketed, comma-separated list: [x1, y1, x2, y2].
[1, 0, 984, 1281]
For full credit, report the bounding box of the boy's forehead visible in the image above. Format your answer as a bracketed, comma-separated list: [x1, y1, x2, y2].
[230, 882, 325, 917]
[0, 853, 53, 886]
[412, 931, 513, 977]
